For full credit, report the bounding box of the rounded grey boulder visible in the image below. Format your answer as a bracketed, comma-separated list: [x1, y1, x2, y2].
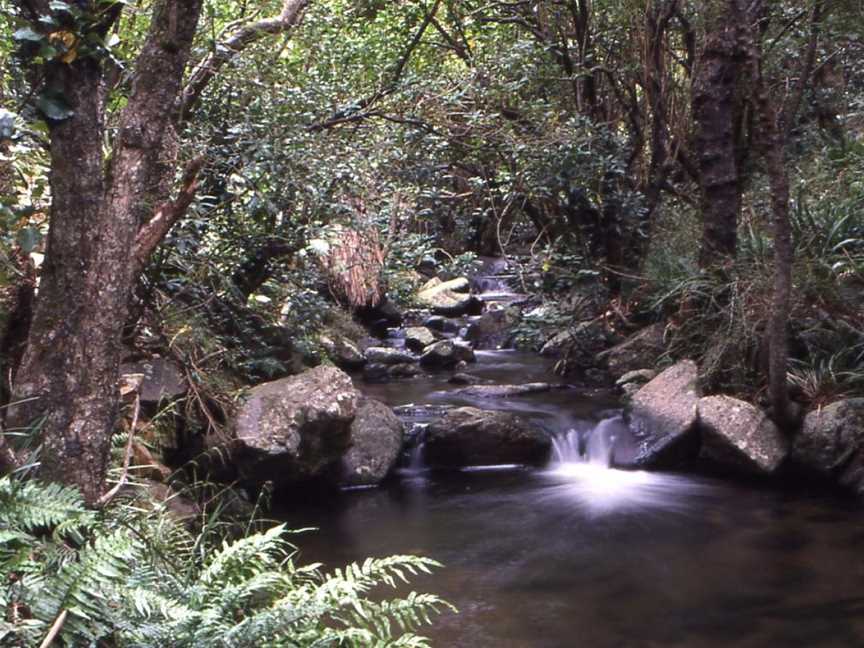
[341, 398, 404, 487]
[233, 365, 359, 487]
[791, 398, 864, 494]
[419, 339, 476, 368]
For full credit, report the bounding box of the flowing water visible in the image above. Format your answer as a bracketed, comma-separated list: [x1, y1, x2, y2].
[277, 269, 864, 646]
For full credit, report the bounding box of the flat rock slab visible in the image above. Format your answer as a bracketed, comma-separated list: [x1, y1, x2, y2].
[628, 359, 700, 468]
[698, 395, 788, 474]
[455, 383, 552, 398]
[417, 277, 482, 316]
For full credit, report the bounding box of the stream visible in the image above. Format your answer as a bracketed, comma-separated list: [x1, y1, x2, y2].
[277, 266, 864, 647]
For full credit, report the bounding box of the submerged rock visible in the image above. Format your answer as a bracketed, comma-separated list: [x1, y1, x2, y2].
[419, 339, 476, 368]
[455, 383, 552, 398]
[232, 366, 359, 487]
[791, 398, 864, 494]
[404, 326, 438, 352]
[425, 407, 551, 467]
[417, 277, 482, 316]
[341, 398, 404, 487]
[448, 372, 483, 385]
[627, 360, 700, 468]
[698, 396, 788, 474]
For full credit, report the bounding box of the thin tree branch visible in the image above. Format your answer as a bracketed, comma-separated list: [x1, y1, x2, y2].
[781, 0, 823, 134]
[132, 155, 206, 274]
[38, 609, 68, 648]
[177, 0, 312, 121]
[96, 394, 140, 508]
[307, 0, 443, 132]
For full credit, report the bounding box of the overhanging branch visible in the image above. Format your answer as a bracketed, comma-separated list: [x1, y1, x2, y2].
[177, 0, 312, 121]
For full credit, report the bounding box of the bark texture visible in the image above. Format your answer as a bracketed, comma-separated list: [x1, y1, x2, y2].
[741, 1, 793, 426]
[691, 3, 745, 268]
[9, 0, 204, 503]
[10, 0, 314, 501]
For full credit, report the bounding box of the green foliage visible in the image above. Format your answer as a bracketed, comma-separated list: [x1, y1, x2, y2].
[0, 476, 452, 647]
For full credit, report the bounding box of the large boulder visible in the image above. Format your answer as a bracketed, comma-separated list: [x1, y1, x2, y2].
[791, 398, 864, 494]
[424, 407, 551, 467]
[341, 398, 404, 487]
[417, 277, 482, 316]
[599, 323, 666, 378]
[364, 346, 416, 365]
[233, 366, 359, 486]
[626, 360, 700, 468]
[318, 334, 366, 371]
[464, 306, 520, 350]
[419, 339, 476, 368]
[404, 326, 438, 352]
[698, 396, 788, 474]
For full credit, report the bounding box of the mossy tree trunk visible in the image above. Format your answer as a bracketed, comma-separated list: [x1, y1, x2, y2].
[8, 0, 311, 503]
[8, 0, 204, 504]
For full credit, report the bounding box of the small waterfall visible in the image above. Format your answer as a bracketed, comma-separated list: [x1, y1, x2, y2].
[402, 424, 428, 474]
[551, 416, 625, 468]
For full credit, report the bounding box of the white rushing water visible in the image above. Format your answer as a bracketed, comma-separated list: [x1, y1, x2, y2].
[544, 416, 708, 514]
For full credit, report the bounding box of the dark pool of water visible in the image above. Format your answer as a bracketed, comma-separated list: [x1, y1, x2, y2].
[278, 469, 864, 647]
[277, 350, 864, 647]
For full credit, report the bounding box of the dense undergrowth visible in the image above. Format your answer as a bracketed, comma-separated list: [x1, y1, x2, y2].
[0, 473, 451, 647]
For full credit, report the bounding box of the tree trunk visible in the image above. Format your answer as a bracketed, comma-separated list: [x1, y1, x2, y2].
[741, 0, 793, 426]
[9, 0, 204, 503]
[692, 5, 745, 268]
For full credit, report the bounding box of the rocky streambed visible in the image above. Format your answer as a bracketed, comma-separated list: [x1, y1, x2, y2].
[123, 257, 864, 646]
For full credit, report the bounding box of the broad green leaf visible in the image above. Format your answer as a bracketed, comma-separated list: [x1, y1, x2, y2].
[16, 227, 42, 254]
[13, 27, 43, 42]
[36, 94, 74, 122]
